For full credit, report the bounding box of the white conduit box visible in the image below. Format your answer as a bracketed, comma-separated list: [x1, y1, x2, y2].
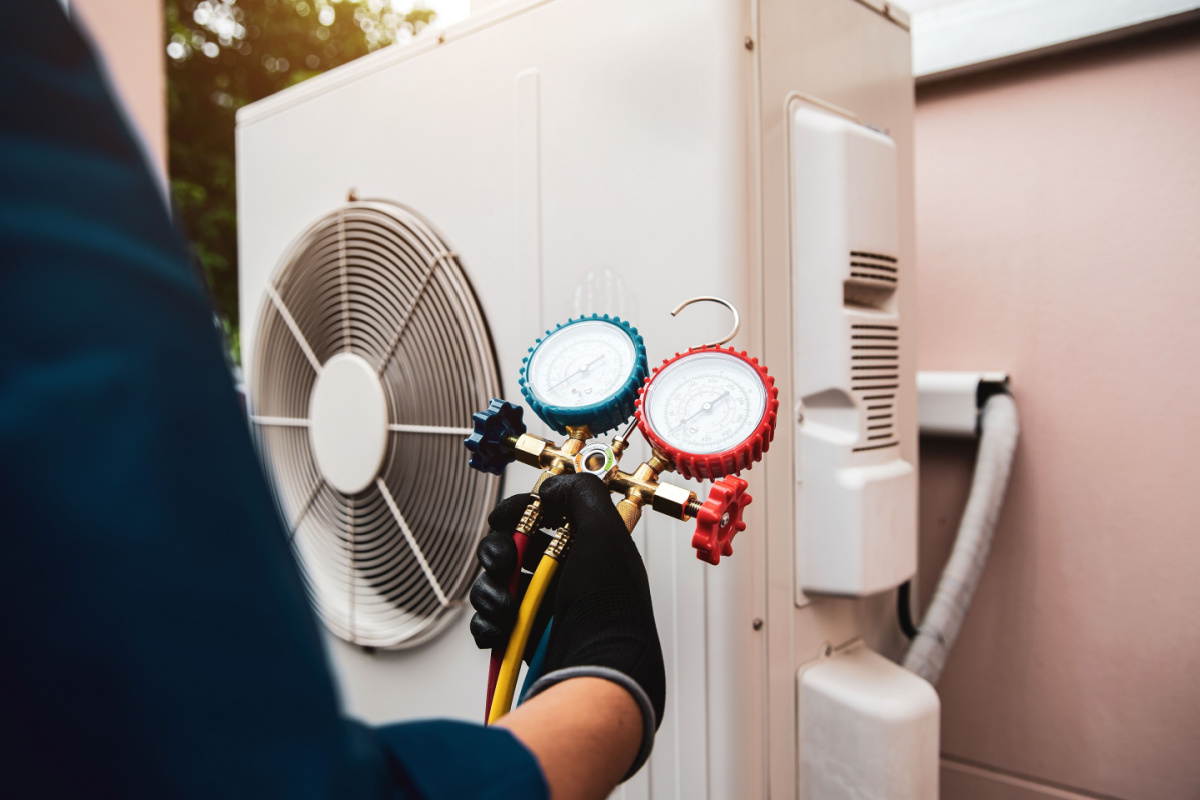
[799, 644, 940, 799]
[917, 370, 1011, 437]
[792, 100, 917, 599]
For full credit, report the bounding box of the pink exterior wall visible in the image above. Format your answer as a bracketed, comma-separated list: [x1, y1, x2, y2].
[71, 0, 167, 178]
[915, 22, 1200, 800]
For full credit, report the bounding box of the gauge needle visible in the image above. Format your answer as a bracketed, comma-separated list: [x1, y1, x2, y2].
[546, 354, 605, 392]
[670, 390, 729, 432]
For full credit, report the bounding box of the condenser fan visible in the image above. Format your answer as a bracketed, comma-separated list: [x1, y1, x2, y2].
[249, 200, 500, 648]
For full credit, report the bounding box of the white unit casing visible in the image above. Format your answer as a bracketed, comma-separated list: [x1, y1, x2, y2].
[236, 0, 929, 796]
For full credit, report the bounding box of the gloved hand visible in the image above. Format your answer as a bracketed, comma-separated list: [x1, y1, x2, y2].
[469, 494, 554, 659]
[469, 473, 665, 777]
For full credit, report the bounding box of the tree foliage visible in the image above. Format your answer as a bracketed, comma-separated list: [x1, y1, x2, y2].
[165, 0, 435, 357]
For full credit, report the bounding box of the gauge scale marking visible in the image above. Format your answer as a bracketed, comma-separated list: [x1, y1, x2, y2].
[520, 316, 648, 435]
[644, 352, 768, 455]
[527, 321, 637, 409]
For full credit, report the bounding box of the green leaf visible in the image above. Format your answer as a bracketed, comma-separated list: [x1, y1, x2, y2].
[165, 0, 438, 363]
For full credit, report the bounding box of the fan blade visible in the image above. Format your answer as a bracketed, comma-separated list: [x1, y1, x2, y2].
[337, 212, 351, 353]
[376, 477, 450, 607]
[388, 424, 474, 436]
[375, 252, 456, 377]
[266, 284, 323, 374]
[252, 415, 310, 428]
[289, 478, 326, 538]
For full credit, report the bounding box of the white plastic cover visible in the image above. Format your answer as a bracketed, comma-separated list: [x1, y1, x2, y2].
[800, 645, 940, 799]
[791, 99, 917, 598]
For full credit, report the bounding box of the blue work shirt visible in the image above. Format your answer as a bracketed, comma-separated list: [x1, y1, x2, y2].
[0, 3, 547, 797]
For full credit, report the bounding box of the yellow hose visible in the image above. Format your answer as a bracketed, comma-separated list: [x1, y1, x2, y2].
[488, 552, 559, 724]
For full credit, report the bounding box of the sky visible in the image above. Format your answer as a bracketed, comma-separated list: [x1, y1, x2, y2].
[419, 0, 471, 27]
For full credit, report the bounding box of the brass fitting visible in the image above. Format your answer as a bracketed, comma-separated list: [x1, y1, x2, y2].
[616, 498, 644, 532]
[514, 426, 595, 534]
[566, 426, 592, 443]
[509, 422, 697, 537]
[516, 497, 544, 536]
[606, 448, 698, 528]
[647, 450, 673, 474]
[512, 426, 592, 474]
[511, 434, 550, 468]
[544, 523, 573, 560]
[652, 482, 695, 520]
[557, 425, 592, 466]
[530, 472, 554, 496]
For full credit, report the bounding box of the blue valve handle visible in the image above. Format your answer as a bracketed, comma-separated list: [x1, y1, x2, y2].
[464, 399, 527, 475]
[519, 314, 648, 435]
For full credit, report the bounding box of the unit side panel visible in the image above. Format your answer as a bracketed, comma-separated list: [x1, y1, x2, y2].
[756, 0, 916, 797]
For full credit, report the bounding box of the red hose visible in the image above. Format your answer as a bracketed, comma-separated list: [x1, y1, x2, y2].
[485, 530, 528, 721]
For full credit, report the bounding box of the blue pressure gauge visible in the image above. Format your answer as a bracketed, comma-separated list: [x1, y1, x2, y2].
[519, 315, 648, 435]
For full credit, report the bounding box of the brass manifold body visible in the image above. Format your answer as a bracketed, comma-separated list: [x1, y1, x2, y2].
[505, 426, 703, 535]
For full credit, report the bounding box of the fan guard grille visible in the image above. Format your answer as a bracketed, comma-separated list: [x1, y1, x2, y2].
[249, 200, 500, 648]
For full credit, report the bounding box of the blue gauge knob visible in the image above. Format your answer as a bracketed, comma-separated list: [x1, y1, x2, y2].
[519, 314, 649, 436]
[464, 399, 527, 475]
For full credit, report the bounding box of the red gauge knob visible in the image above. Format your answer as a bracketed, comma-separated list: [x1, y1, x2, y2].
[635, 346, 779, 481]
[692, 476, 751, 565]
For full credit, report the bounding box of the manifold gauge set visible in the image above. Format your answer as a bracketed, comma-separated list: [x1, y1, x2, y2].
[464, 298, 779, 723]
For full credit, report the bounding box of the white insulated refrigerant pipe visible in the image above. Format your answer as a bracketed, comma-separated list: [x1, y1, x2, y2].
[904, 391, 1020, 685]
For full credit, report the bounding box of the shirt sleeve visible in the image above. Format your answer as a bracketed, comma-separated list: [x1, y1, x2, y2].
[374, 720, 549, 800]
[0, 3, 545, 799]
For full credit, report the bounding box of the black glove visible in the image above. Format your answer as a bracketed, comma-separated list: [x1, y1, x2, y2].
[469, 473, 666, 778]
[470, 494, 554, 660]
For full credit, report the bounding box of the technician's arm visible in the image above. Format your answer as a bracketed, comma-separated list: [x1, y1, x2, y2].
[2, 5, 550, 796]
[499, 677, 641, 800]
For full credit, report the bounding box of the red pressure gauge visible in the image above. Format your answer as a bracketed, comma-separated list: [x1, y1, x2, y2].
[635, 346, 778, 565]
[636, 346, 778, 481]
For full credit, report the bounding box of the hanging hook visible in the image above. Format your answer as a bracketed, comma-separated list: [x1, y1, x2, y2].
[671, 296, 741, 348]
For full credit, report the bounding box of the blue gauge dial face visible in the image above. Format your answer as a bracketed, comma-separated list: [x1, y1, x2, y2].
[643, 352, 767, 455]
[527, 321, 638, 410]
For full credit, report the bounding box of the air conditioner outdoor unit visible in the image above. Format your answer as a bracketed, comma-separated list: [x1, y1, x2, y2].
[237, 0, 937, 796]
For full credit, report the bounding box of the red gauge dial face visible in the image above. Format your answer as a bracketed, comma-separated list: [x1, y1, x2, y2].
[637, 347, 778, 481]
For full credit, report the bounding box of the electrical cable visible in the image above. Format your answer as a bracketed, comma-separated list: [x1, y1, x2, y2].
[904, 392, 1019, 685]
[517, 619, 554, 705]
[484, 530, 529, 721]
[488, 552, 559, 724]
[897, 580, 919, 640]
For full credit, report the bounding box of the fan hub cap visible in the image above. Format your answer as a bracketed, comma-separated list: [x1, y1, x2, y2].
[308, 353, 389, 495]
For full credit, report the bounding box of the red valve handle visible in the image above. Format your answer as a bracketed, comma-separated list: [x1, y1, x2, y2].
[635, 346, 779, 481]
[692, 476, 751, 565]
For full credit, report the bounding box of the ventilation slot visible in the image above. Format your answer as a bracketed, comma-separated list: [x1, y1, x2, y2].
[850, 323, 900, 452]
[845, 251, 898, 311]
